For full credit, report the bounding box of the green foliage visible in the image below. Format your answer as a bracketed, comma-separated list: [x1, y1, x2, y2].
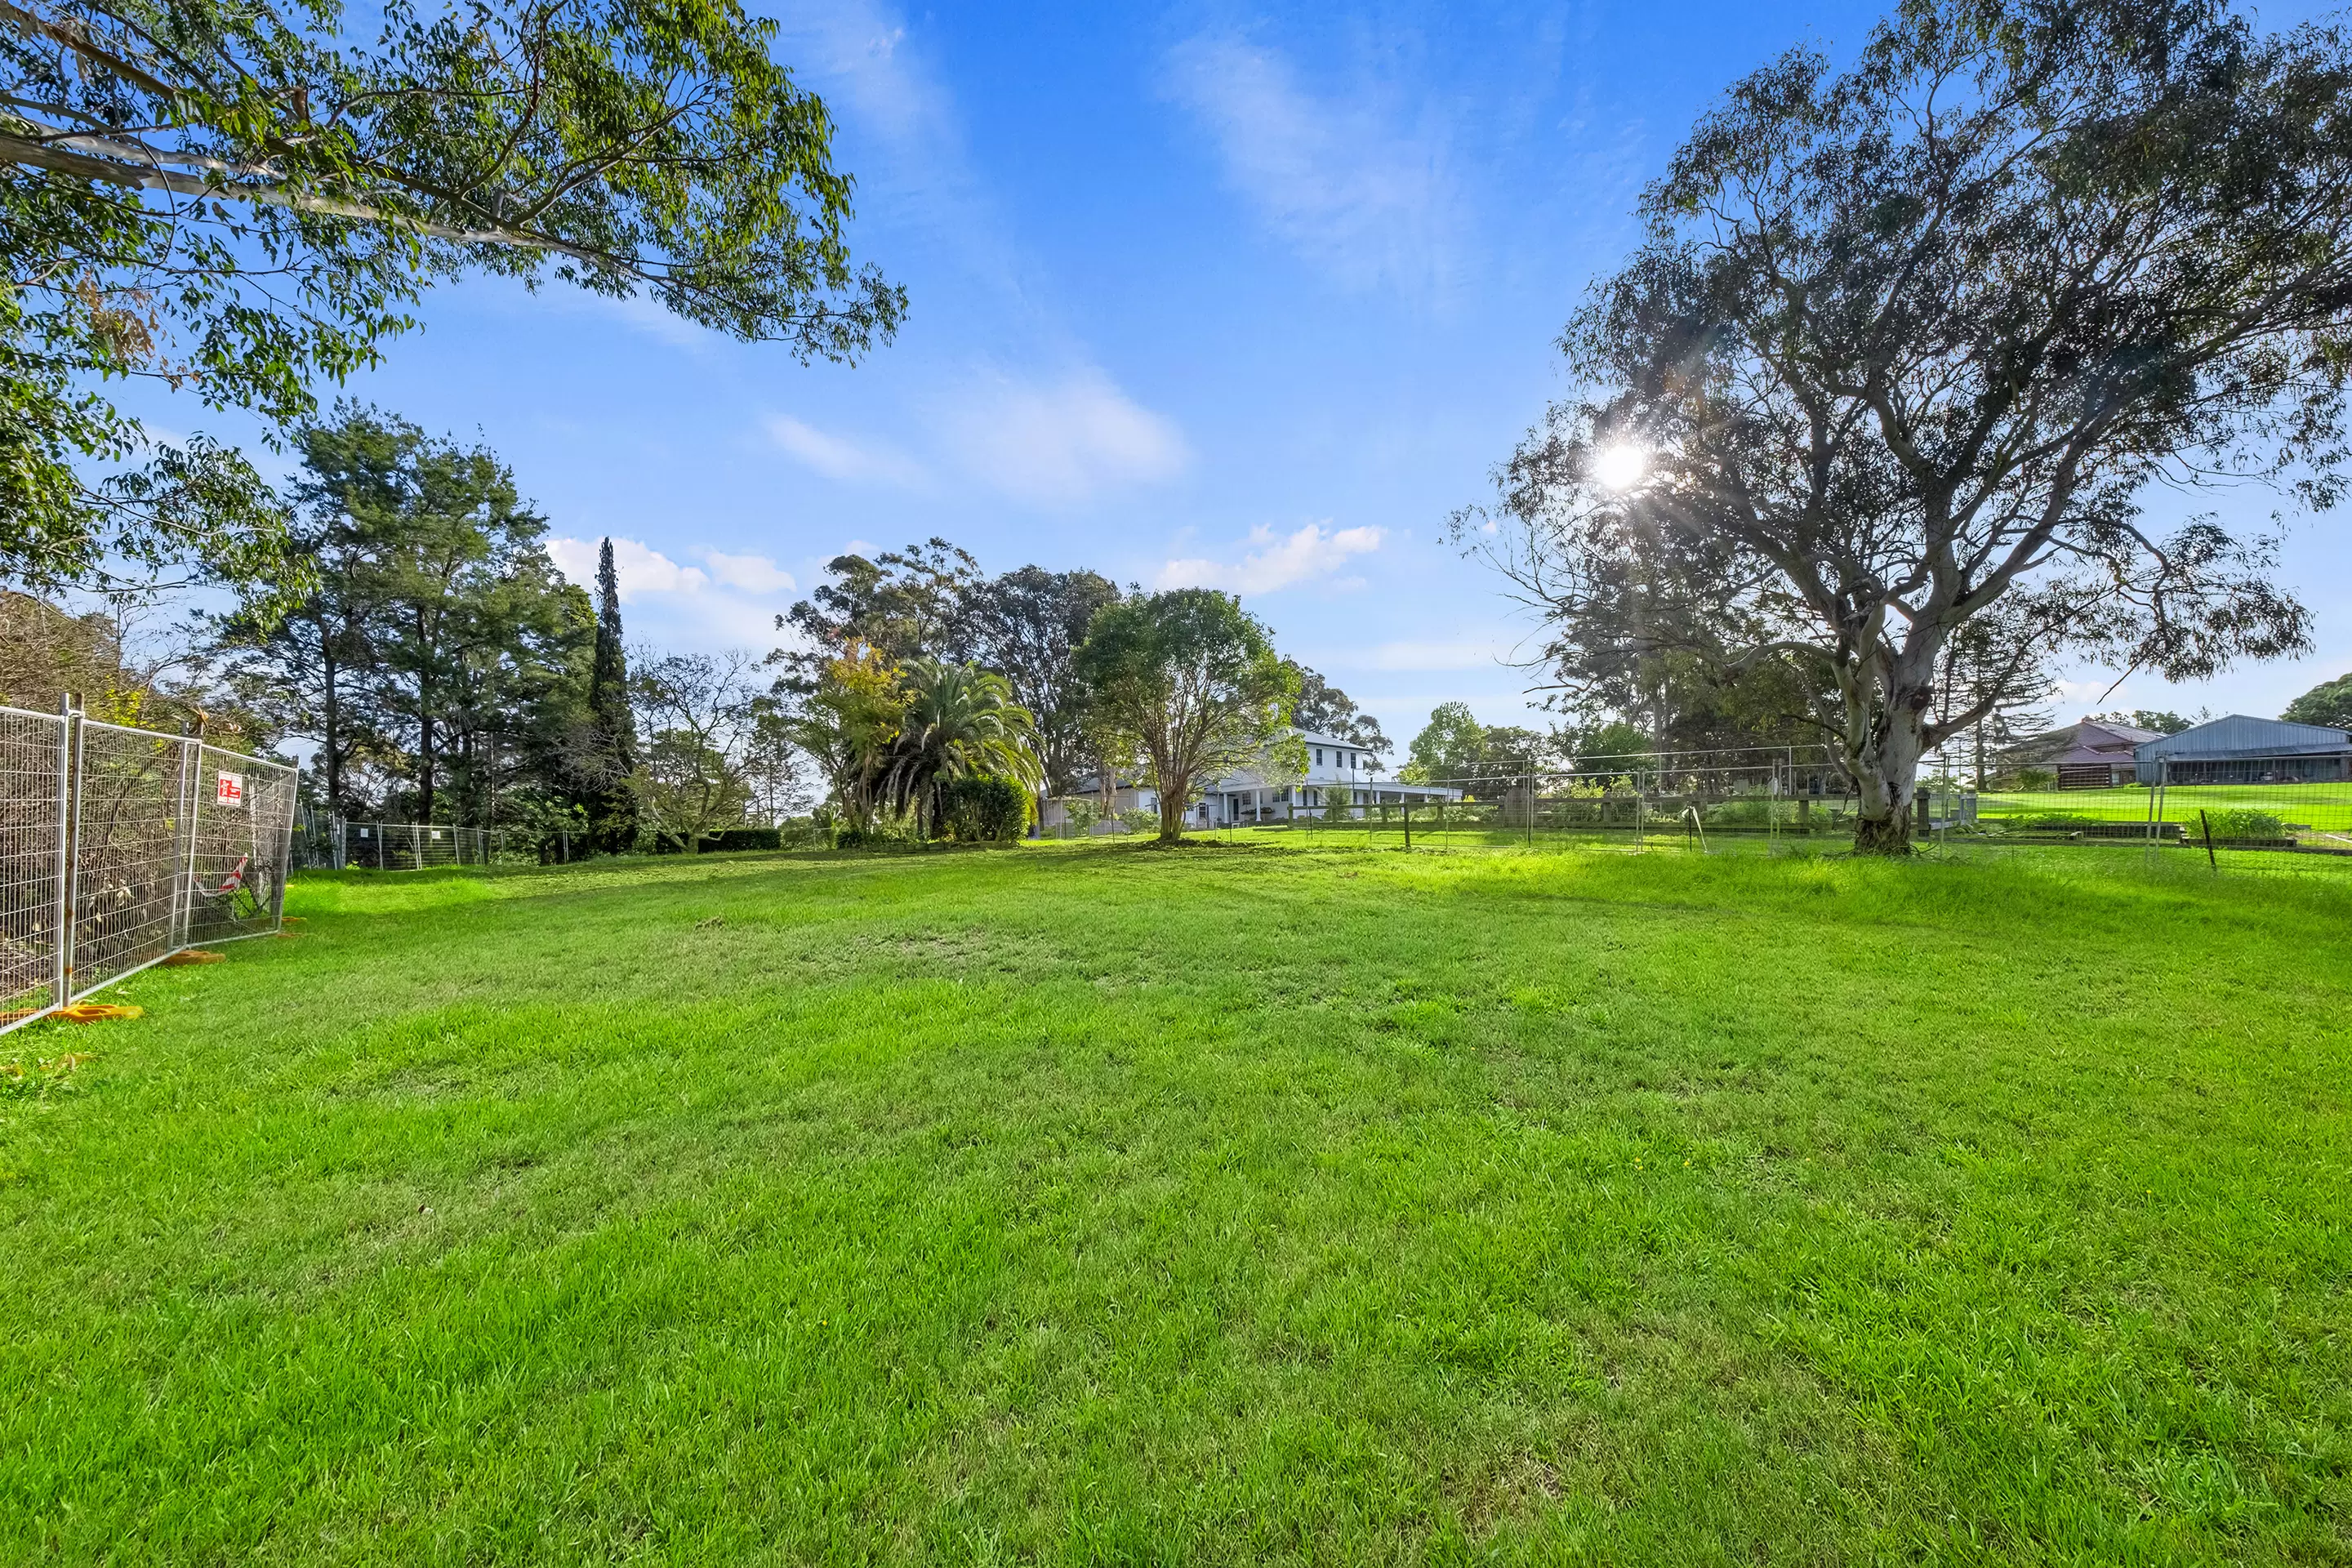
[785, 642, 905, 834]
[939, 776, 1028, 843]
[1570, 720, 1651, 782]
[583, 540, 639, 851]
[1400, 702, 1485, 784]
[776, 540, 982, 686]
[1463, 0, 2351, 852]
[963, 565, 1125, 796]
[2091, 710, 2195, 737]
[1074, 589, 1298, 842]
[884, 660, 1043, 837]
[2, 0, 901, 595]
[2200, 808, 2289, 841]
[2282, 675, 2352, 731]
[1288, 662, 1390, 751]
[213, 405, 590, 825]
[1401, 704, 1567, 795]
[628, 649, 770, 852]
[696, 827, 782, 853]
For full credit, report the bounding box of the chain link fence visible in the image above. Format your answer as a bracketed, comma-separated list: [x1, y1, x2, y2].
[0, 704, 296, 1038]
[1214, 745, 2352, 876]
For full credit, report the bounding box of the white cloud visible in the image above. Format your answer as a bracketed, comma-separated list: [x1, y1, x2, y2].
[764, 415, 929, 488]
[1364, 637, 1512, 672]
[1165, 34, 1461, 296]
[547, 536, 800, 651]
[547, 536, 707, 600]
[767, 1, 1022, 293]
[701, 550, 796, 595]
[1156, 522, 1385, 595]
[942, 368, 1188, 505]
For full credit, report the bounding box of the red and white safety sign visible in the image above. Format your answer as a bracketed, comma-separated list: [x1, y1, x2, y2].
[216, 771, 246, 808]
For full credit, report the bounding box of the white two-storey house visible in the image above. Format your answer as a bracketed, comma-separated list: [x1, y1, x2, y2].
[1044, 729, 1462, 831]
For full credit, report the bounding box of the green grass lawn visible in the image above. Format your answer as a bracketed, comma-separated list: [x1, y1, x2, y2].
[1974, 782, 2352, 835]
[4, 842, 2349, 1564]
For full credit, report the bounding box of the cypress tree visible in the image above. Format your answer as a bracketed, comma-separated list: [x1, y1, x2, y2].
[586, 537, 639, 849]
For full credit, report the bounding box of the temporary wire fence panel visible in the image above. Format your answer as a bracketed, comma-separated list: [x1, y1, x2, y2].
[0, 706, 67, 1031]
[336, 822, 494, 869]
[0, 710, 297, 1036]
[68, 720, 194, 997]
[180, 743, 297, 952]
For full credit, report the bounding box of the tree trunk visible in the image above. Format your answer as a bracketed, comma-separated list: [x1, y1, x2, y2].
[415, 608, 437, 823]
[1848, 698, 1929, 855]
[1152, 752, 1189, 844]
[418, 717, 435, 824]
[1158, 780, 1187, 843]
[321, 642, 342, 815]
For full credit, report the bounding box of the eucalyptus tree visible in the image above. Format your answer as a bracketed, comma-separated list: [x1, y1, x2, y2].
[1286, 663, 1390, 752]
[773, 540, 982, 691]
[2, 0, 903, 595]
[962, 565, 1121, 797]
[782, 641, 903, 835]
[1074, 590, 1300, 844]
[1460, 0, 2351, 852]
[2282, 676, 2352, 730]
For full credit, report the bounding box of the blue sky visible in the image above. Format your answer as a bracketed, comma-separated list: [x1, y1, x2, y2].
[173, 0, 2352, 748]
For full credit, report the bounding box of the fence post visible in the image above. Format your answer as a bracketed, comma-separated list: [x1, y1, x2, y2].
[50, 697, 72, 1010]
[168, 735, 194, 952]
[181, 738, 209, 951]
[60, 696, 85, 1003]
[1402, 802, 1412, 851]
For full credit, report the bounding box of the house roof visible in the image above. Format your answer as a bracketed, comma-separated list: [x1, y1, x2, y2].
[2134, 714, 2352, 762]
[2004, 718, 2161, 764]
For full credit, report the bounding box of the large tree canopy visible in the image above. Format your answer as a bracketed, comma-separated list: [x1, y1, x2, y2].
[1459, 0, 2352, 852]
[2, 0, 904, 592]
[1074, 589, 1298, 844]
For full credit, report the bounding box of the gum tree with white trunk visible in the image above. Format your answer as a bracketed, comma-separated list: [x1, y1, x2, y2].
[1462, 0, 2352, 852]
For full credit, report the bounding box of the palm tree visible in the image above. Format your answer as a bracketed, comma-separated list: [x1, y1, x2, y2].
[882, 659, 1044, 836]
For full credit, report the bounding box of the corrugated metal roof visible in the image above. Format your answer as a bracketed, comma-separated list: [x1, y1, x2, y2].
[2134, 714, 2351, 760]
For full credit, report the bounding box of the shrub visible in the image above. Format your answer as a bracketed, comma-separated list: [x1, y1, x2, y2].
[694, 826, 782, 853]
[1704, 796, 1785, 827]
[2014, 766, 2058, 791]
[940, 775, 1029, 842]
[2198, 808, 2288, 840]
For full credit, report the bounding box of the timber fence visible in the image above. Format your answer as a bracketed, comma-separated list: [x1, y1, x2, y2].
[0, 702, 296, 1038]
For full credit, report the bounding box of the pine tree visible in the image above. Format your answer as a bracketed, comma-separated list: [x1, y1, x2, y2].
[585, 538, 640, 850]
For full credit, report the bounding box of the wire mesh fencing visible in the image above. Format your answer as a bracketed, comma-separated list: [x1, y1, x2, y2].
[0, 707, 67, 1026]
[0, 704, 296, 1039]
[294, 817, 503, 870]
[1208, 745, 2352, 877]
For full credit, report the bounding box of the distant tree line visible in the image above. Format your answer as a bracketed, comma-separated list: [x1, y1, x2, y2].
[204, 406, 800, 853]
[775, 539, 1379, 844]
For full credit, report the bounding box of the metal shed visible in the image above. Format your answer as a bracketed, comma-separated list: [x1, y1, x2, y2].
[2133, 715, 2352, 785]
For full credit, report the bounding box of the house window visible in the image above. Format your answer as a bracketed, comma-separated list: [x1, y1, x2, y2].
[1315, 748, 1324, 764]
